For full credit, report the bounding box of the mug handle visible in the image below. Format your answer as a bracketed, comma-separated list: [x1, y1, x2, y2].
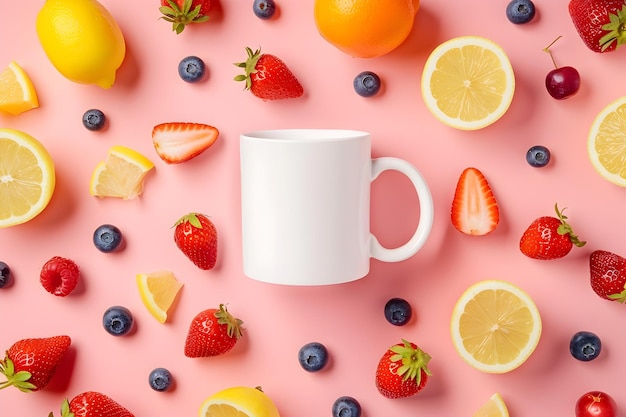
[370, 157, 434, 262]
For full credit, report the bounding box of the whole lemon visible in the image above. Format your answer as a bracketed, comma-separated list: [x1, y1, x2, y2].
[314, 0, 419, 58]
[36, 0, 126, 88]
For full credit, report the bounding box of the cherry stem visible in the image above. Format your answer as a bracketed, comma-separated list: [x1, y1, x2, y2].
[543, 35, 563, 69]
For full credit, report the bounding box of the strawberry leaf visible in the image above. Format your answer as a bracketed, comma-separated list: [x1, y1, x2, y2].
[388, 339, 432, 383]
[0, 356, 36, 392]
[599, 5, 626, 51]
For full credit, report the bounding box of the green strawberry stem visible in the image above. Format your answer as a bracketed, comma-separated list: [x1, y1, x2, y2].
[599, 4, 626, 51]
[233, 47, 263, 90]
[159, 0, 209, 34]
[607, 290, 626, 303]
[215, 304, 244, 339]
[173, 212, 205, 229]
[389, 339, 432, 384]
[554, 203, 586, 248]
[0, 354, 36, 392]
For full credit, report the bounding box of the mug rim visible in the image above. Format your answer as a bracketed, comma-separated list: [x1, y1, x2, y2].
[241, 129, 369, 141]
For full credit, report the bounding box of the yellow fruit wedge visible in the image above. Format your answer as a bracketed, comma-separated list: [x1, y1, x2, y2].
[199, 386, 280, 417]
[472, 393, 509, 417]
[0, 61, 39, 115]
[90, 145, 154, 199]
[450, 280, 541, 373]
[587, 96, 626, 187]
[421, 36, 515, 130]
[137, 271, 183, 323]
[0, 128, 55, 227]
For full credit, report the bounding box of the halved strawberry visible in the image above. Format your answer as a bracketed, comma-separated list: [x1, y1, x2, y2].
[451, 167, 499, 236]
[152, 122, 219, 164]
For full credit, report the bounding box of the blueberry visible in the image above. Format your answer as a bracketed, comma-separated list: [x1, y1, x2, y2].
[82, 109, 106, 131]
[298, 342, 328, 372]
[332, 396, 361, 417]
[253, 0, 276, 19]
[178, 56, 206, 83]
[103, 306, 134, 336]
[570, 331, 601, 361]
[526, 145, 551, 167]
[384, 297, 413, 326]
[353, 71, 381, 97]
[149, 367, 173, 391]
[506, 0, 536, 24]
[0, 261, 11, 288]
[93, 224, 123, 253]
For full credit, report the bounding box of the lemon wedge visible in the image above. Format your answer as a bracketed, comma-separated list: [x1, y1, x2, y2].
[199, 386, 280, 417]
[90, 145, 154, 199]
[472, 393, 509, 417]
[0, 61, 39, 115]
[587, 96, 626, 187]
[136, 271, 183, 323]
[421, 36, 515, 130]
[0, 128, 55, 227]
[450, 280, 542, 373]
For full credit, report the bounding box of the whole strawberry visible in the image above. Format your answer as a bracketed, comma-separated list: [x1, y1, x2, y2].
[234, 47, 304, 100]
[519, 204, 586, 260]
[0, 335, 71, 392]
[375, 339, 432, 399]
[40, 256, 80, 296]
[160, 0, 210, 34]
[590, 250, 626, 302]
[51, 391, 134, 417]
[174, 213, 217, 270]
[569, 0, 626, 52]
[184, 304, 243, 357]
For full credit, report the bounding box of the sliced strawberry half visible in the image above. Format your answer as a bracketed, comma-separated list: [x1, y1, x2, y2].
[451, 167, 499, 236]
[152, 122, 219, 164]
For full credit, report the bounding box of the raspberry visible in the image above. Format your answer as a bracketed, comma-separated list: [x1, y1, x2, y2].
[40, 256, 80, 296]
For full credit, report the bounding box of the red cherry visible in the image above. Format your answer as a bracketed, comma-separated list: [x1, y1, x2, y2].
[545, 66, 580, 100]
[543, 36, 580, 100]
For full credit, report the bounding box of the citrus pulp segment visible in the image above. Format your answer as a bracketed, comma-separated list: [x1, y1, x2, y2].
[0, 61, 39, 115]
[36, 0, 126, 88]
[587, 96, 626, 187]
[137, 271, 183, 323]
[421, 36, 515, 130]
[313, 0, 419, 58]
[199, 386, 280, 417]
[472, 393, 509, 417]
[0, 128, 55, 227]
[450, 280, 541, 373]
[90, 145, 154, 199]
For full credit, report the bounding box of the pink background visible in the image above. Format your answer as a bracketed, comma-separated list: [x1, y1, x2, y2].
[2, 0, 626, 416]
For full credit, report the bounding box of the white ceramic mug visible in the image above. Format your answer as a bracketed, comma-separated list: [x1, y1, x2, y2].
[240, 129, 434, 285]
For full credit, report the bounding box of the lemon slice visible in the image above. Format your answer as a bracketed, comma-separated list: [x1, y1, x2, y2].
[90, 145, 154, 199]
[587, 96, 626, 187]
[0, 128, 55, 227]
[137, 271, 183, 323]
[199, 386, 280, 417]
[421, 36, 515, 130]
[450, 280, 542, 373]
[472, 393, 509, 417]
[0, 61, 39, 115]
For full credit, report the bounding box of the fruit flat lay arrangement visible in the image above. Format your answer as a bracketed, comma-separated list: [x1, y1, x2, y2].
[2, 0, 626, 416]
